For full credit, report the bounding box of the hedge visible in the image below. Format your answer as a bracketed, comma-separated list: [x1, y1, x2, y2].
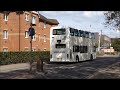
[96, 51, 104, 56]
[104, 52, 116, 55]
[0, 51, 50, 65]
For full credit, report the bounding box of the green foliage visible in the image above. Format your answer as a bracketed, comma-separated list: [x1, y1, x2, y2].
[104, 11, 120, 30]
[0, 51, 50, 65]
[111, 38, 120, 52]
[95, 43, 98, 48]
[96, 51, 104, 56]
[104, 52, 116, 55]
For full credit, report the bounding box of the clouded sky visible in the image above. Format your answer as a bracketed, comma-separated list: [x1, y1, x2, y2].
[40, 11, 120, 38]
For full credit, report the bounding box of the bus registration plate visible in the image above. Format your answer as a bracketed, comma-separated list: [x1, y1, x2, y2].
[57, 58, 62, 61]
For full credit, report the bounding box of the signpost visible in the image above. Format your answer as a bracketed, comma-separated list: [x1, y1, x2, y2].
[28, 25, 35, 72]
[28, 11, 43, 73]
[28, 11, 35, 72]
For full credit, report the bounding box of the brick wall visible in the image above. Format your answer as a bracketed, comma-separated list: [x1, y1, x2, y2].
[0, 11, 58, 52]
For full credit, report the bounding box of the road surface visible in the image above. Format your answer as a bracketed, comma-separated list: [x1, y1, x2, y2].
[0, 55, 120, 79]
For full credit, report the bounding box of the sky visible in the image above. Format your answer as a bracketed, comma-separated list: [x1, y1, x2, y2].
[40, 11, 120, 38]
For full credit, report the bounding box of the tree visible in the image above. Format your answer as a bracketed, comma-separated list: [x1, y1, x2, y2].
[95, 43, 98, 48]
[111, 38, 120, 52]
[104, 11, 120, 31]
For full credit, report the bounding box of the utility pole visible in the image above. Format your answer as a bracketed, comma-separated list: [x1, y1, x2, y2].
[19, 12, 20, 51]
[98, 30, 102, 51]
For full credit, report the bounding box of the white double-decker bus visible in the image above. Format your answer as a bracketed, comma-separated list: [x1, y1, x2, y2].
[50, 26, 96, 62]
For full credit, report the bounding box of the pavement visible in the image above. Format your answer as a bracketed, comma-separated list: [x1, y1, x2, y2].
[0, 63, 29, 73]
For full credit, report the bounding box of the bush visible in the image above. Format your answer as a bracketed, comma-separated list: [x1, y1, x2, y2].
[104, 52, 116, 55]
[96, 51, 104, 56]
[0, 51, 50, 65]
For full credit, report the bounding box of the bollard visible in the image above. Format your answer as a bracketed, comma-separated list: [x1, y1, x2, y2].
[36, 58, 43, 72]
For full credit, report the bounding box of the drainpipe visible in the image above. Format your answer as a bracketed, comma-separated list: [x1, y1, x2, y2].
[0, 13, 2, 51]
[19, 12, 20, 51]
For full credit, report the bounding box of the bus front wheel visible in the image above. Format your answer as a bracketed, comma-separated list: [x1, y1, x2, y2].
[90, 54, 93, 61]
[76, 55, 79, 62]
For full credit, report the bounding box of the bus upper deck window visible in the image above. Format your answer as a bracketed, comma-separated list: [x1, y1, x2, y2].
[79, 30, 84, 37]
[53, 29, 57, 35]
[70, 28, 74, 36]
[85, 32, 89, 38]
[75, 29, 79, 37]
[91, 33, 95, 39]
[83, 31, 86, 37]
[53, 29, 66, 35]
[89, 32, 92, 38]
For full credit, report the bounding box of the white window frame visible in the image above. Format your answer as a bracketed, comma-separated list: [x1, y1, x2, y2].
[32, 48, 36, 52]
[24, 47, 29, 51]
[25, 13, 29, 21]
[3, 30, 8, 39]
[4, 13, 8, 21]
[44, 21, 46, 28]
[32, 16, 36, 24]
[3, 48, 8, 52]
[44, 34, 46, 42]
[25, 31, 29, 38]
[44, 48, 47, 51]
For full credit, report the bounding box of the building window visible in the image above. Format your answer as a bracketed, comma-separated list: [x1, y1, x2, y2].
[4, 13, 8, 21]
[32, 16, 36, 24]
[32, 35, 36, 41]
[25, 31, 29, 38]
[32, 49, 36, 51]
[44, 35, 46, 42]
[44, 21, 46, 28]
[3, 48, 8, 52]
[44, 48, 47, 51]
[24, 47, 29, 51]
[3, 30, 8, 39]
[25, 13, 29, 21]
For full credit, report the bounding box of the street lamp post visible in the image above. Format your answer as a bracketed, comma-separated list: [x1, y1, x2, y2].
[98, 30, 102, 51]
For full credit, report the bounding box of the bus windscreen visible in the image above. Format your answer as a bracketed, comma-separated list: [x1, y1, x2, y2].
[53, 29, 66, 35]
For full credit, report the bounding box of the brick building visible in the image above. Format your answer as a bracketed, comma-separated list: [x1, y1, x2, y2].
[0, 11, 59, 52]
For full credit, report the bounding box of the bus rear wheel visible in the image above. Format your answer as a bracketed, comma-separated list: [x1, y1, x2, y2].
[76, 55, 79, 62]
[90, 54, 93, 61]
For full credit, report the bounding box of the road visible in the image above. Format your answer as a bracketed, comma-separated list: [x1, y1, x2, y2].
[0, 55, 120, 79]
[43, 56, 120, 79]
